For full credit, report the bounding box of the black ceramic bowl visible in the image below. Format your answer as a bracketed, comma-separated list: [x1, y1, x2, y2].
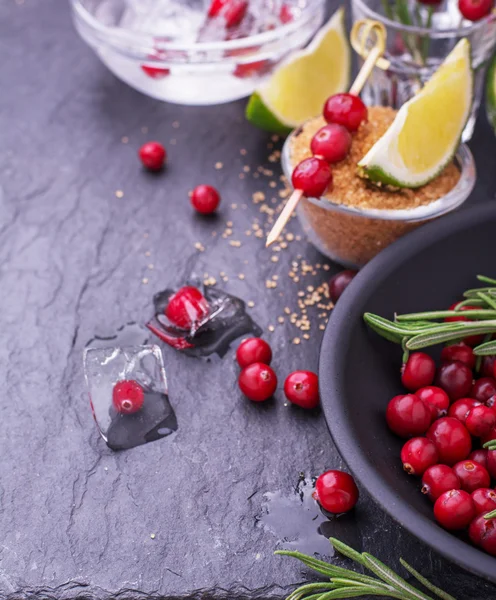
[320, 203, 496, 583]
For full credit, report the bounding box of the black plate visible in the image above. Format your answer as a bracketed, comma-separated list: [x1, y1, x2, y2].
[320, 203, 496, 583]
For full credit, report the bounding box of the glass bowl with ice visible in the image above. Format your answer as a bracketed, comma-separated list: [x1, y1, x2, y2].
[70, 0, 326, 105]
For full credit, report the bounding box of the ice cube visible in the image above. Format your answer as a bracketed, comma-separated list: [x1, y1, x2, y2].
[83, 344, 177, 451]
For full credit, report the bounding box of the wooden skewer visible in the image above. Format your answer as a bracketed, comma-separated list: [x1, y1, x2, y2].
[265, 19, 387, 248]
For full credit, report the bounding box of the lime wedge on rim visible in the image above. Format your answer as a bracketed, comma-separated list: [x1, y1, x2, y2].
[358, 38, 473, 189]
[246, 7, 350, 135]
[487, 53, 496, 134]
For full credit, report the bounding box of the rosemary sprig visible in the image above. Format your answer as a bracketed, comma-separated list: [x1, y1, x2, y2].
[363, 275, 496, 357]
[483, 440, 496, 451]
[277, 538, 455, 600]
[484, 509, 496, 519]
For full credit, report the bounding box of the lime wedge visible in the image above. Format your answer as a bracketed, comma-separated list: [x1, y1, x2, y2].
[358, 39, 473, 189]
[487, 53, 496, 134]
[246, 7, 350, 134]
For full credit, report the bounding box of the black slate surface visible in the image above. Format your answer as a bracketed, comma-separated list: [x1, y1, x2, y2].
[1, 1, 496, 599]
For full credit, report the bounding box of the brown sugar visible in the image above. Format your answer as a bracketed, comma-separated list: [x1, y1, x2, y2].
[290, 106, 460, 211]
[287, 106, 463, 267]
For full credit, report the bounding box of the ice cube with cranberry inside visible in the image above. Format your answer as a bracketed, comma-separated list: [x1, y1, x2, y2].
[83, 344, 177, 450]
[146, 283, 261, 357]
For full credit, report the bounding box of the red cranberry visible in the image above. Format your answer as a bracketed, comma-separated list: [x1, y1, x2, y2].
[208, 0, 248, 26]
[469, 449, 489, 470]
[139, 141, 166, 171]
[481, 426, 496, 445]
[466, 405, 496, 437]
[313, 470, 359, 514]
[434, 489, 475, 530]
[112, 380, 145, 414]
[458, 0, 494, 21]
[488, 450, 496, 479]
[386, 394, 432, 438]
[416, 386, 450, 420]
[453, 460, 491, 493]
[481, 356, 496, 378]
[426, 417, 472, 466]
[323, 93, 368, 132]
[284, 371, 320, 409]
[310, 124, 352, 164]
[401, 437, 439, 476]
[440, 343, 476, 369]
[471, 377, 496, 403]
[165, 286, 209, 330]
[472, 488, 496, 515]
[141, 65, 170, 79]
[445, 303, 484, 346]
[469, 513, 496, 556]
[422, 464, 461, 502]
[401, 353, 436, 392]
[328, 270, 357, 303]
[448, 398, 481, 424]
[292, 157, 333, 197]
[190, 185, 221, 215]
[434, 361, 473, 401]
[238, 362, 277, 402]
[279, 3, 294, 23]
[236, 338, 272, 368]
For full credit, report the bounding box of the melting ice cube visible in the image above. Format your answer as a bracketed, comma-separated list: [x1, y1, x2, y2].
[83, 344, 177, 451]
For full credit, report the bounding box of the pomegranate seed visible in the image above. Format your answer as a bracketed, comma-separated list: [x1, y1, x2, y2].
[190, 185, 221, 215]
[426, 417, 472, 466]
[112, 380, 145, 414]
[236, 338, 272, 368]
[238, 362, 277, 402]
[453, 460, 491, 493]
[165, 286, 209, 330]
[233, 59, 272, 79]
[323, 93, 368, 132]
[472, 488, 496, 515]
[386, 394, 431, 438]
[422, 464, 461, 502]
[445, 303, 484, 346]
[208, 0, 228, 16]
[140, 65, 170, 79]
[488, 450, 496, 479]
[469, 449, 489, 470]
[448, 398, 481, 424]
[401, 353, 436, 392]
[313, 470, 359, 514]
[284, 371, 319, 409]
[139, 141, 166, 171]
[435, 361, 473, 401]
[401, 437, 439, 476]
[466, 405, 496, 437]
[416, 386, 450, 420]
[434, 489, 476, 530]
[328, 270, 357, 303]
[471, 377, 496, 402]
[469, 513, 496, 556]
[292, 157, 333, 197]
[440, 343, 475, 369]
[279, 3, 295, 22]
[458, 0, 494, 21]
[223, 0, 248, 27]
[310, 124, 352, 164]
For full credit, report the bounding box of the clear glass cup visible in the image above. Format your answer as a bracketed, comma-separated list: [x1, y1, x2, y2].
[351, 0, 496, 140]
[70, 0, 325, 105]
[281, 132, 476, 268]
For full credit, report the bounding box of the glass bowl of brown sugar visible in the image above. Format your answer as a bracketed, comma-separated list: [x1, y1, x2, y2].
[281, 106, 476, 269]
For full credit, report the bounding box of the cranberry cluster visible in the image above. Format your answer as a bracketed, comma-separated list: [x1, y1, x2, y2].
[386, 340, 496, 556]
[291, 94, 368, 198]
[235, 337, 319, 409]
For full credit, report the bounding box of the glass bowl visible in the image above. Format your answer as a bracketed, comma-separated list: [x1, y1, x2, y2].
[281, 131, 476, 269]
[70, 0, 325, 105]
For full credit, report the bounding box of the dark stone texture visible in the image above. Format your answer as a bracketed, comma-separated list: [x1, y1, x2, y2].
[0, 0, 495, 598]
